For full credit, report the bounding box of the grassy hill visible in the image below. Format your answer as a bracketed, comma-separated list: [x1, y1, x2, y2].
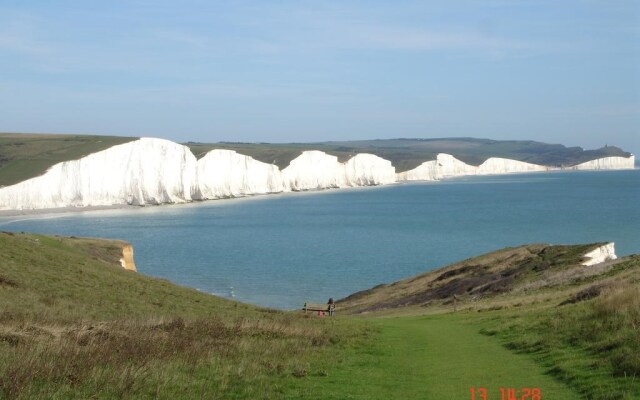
[0, 234, 638, 398]
[338, 243, 625, 313]
[187, 138, 631, 172]
[0, 232, 371, 399]
[339, 243, 640, 399]
[0, 133, 136, 187]
[0, 133, 631, 188]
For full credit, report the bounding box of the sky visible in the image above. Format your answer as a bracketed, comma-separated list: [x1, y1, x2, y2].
[0, 1, 638, 155]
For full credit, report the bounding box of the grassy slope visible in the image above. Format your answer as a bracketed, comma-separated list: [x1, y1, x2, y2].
[1, 233, 637, 398]
[339, 244, 640, 399]
[478, 283, 640, 400]
[0, 232, 370, 399]
[0, 133, 136, 187]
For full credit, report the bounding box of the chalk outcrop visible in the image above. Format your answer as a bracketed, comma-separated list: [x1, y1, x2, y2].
[0, 137, 634, 210]
[581, 243, 617, 266]
[343, 154, 396, 186]
[396, 154, 477, 181]
[282, 151, 346, 191]
[0, 138, 197, 209]
[397, 154, 551, 181]
[477, 158, 550, 175]
[194, 149, 285, 199]
[280, 151, 396, 191]
[570, 156, 635, 171]
[119, 243, 137, 271]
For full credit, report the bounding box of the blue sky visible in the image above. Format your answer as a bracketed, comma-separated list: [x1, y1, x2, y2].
[0, 1, 638, 155]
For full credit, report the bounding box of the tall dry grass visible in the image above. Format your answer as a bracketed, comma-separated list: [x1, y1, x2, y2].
[591, 283, 640, 378]
[0, 315, 337, 399]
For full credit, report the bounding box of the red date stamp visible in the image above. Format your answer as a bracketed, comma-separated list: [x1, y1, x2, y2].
[470, 387, 541, 400]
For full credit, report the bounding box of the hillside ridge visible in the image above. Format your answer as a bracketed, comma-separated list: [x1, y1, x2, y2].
[338, 242, 638, 315]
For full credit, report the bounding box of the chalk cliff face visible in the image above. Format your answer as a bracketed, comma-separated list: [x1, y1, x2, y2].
[280, 151, 395, 190]
[282, 151, 345, 191]
[343, 154, 396, 186]
[477, 158, 550, 175]
[397, 154, 634, 182]
[0, 138, 197, 209]
[582, 243, 617, 266]
[396, 154, 478, 181]
[194, 149, 285, 199]
[0, 137, 634, 210]
[570, 156, 635, 171]
[397, 154, 549, 181]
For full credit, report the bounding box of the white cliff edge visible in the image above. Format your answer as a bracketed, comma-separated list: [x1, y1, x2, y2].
[195, 149, 285, 199]
[397, 154, 551, 181]
[0, 138, 634, 210]
[569, 155, 635, 171]
[397, 154, 633, 182]
[581, 243, 617, 266]
[0, 139, 396, 210]
[0, 138, 197, 210]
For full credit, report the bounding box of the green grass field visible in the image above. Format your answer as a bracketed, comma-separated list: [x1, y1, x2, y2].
[288, 315, 582, 399]
[0, 232, 638, 398]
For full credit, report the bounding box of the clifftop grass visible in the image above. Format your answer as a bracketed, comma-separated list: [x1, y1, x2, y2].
[0, 232, 367, 399]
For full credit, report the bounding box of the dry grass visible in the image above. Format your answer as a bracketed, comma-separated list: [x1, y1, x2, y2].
[594, 283, 640, 322]
[0, 314, 347, 399]
[479, 276, 640, 399]
[0, 232, 366, 399]
[339, 243, 609, 314]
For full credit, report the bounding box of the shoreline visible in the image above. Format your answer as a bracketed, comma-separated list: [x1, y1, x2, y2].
[0, 167, 636, 220]
[0, 183, 390, 220]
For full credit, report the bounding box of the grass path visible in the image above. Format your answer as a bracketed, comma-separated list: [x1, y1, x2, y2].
[292, 314, 582, 399]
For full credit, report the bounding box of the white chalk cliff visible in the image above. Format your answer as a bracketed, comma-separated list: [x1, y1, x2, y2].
[0, 138, 197, 209]
[343, 153, 396, 186]
[477, 157, 550, 175]
[397, 154, 550, 181]
[0, 138, 634, 210]
[569, 156, 635, 171]
[581, 243, 617, 266]
[282, 151, 346, 191]
[194, 149, 284, 199]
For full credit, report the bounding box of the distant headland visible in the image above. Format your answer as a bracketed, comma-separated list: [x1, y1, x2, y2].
[0, 133, 634, 211]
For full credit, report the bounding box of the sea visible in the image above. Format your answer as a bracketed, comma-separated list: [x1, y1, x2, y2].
[1, 169, 638, 310]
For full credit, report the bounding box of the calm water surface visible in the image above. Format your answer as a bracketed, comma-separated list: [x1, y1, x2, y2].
[1, 170, 638, 309]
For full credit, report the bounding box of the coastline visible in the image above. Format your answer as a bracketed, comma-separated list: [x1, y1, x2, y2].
[3, 168, 638, 311]
[1, 167, 636, 220]
[0, 182, 391, 220]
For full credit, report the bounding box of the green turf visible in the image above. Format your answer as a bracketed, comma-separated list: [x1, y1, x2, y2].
[479, 290, 640, 400]
[289, 315, 581, 399]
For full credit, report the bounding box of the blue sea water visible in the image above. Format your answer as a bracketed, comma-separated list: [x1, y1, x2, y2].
[1, 169, 638, 310]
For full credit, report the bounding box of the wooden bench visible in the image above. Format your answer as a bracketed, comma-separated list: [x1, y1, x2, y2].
[303, 302, 336, 316]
